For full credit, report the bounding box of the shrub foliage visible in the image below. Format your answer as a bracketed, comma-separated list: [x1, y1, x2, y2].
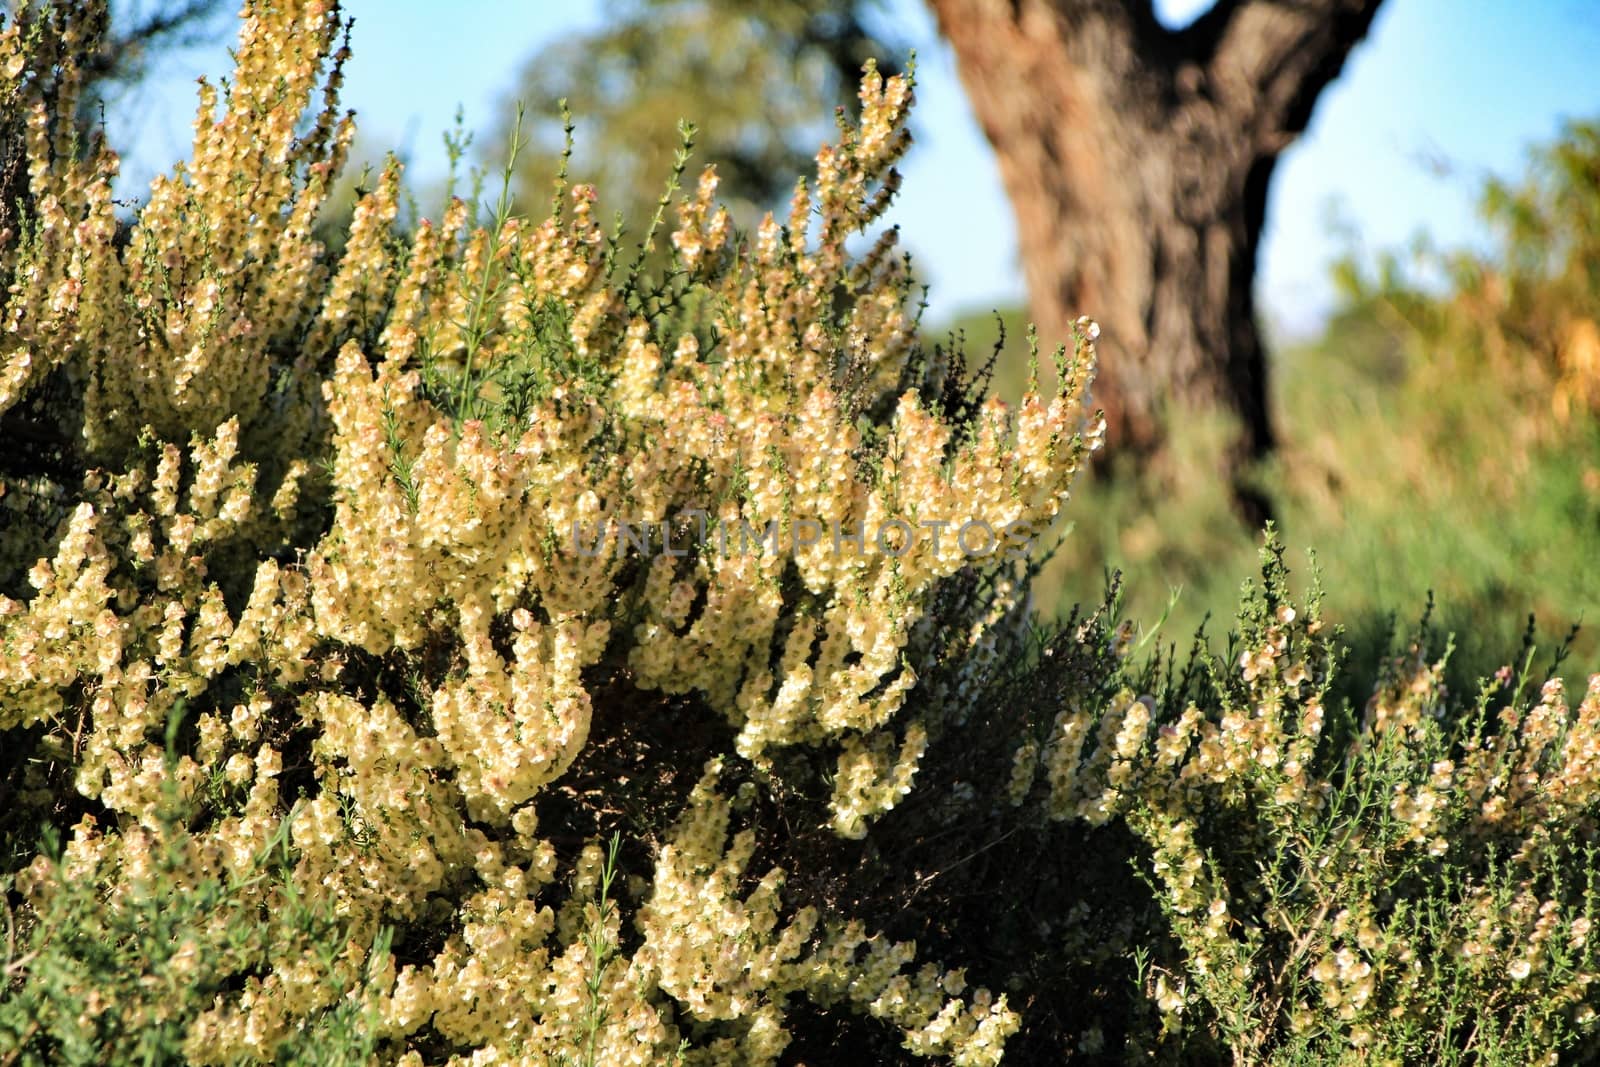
[1, 3, 1598, 1065]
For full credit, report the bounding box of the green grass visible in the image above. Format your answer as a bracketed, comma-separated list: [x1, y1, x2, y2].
[928, 302, 1600, 690]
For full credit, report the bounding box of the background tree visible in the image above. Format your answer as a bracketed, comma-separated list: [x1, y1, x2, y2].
[928, 0, 1384, 520]
[502, 0, 1385, 522]
[493, 0, 902, 239]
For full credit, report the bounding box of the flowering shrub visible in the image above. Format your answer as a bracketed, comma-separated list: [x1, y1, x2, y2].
[1009, 545, 1600, 1062]
[0, 2, 1085, 1062]
[4, 3, 1600, 1065]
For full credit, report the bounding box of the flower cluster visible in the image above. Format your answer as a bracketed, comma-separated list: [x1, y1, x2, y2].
[0, 3, 1091, 1062]
[1010, 539, 1600, 1060]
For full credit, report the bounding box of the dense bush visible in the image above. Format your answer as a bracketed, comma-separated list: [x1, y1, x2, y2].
[2, 3, 1600, 1065]
[0, 2, 1081, 1061]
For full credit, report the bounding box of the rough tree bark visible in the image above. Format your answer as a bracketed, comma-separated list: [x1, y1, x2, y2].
[926, 0, 1384, 520]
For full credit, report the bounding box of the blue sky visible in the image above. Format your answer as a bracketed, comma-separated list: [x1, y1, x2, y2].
[114, 0, 1600, 338]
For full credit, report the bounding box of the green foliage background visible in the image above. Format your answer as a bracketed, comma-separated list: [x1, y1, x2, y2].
[951, 119, 1600, 695]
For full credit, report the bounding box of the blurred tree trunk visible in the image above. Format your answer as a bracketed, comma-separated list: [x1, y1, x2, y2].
[927, 0, 1383, 521]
